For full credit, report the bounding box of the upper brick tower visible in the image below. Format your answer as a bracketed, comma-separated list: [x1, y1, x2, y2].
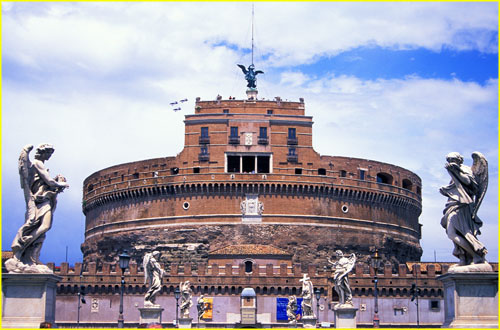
[81, 91, 423, 268]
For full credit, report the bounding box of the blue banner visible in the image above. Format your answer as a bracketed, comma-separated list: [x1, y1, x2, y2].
[276, 297, 303, 321]
[276, 298, 288, 321]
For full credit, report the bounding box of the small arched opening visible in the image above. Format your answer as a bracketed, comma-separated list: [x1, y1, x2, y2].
[376, 172, 393, 185]
[402, 179, 413, 191]
[244, 260, 254, 273]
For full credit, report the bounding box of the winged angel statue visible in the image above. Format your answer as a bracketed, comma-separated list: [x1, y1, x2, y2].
[237, 64, 264, 89]
[5, 144, 68, 274]
[180, 280, 193, 318]
[143, 251, 165, 307]
[439, 151, 490, 271]
[328, 250, 356, 307]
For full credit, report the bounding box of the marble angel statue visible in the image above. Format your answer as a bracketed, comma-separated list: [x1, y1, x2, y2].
[180, 280, 193, 318]
[439, 151, 490, 271]
[5, 144, 68, 274]
[143, 251, 164, 306]
[328, 250, 356, 306]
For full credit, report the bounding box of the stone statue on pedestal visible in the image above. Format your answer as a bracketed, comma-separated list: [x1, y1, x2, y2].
[180, 280, 193, 318]
[300, 274, 315, 318]
[286, 295, 298, 324]
[197, 295, 206, 321]
[328, 250, 356, 307]
[439, 151, 491, 272]
[5, 144, 69, 274]
[143, 251, 164, 307]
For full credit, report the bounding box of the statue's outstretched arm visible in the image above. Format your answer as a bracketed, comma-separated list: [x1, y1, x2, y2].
[33, 160, 68, 189]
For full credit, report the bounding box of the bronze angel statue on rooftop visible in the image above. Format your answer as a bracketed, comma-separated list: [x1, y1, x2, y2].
[5, 144, 69, 274]
[237, 64, 264, 89]
[439, 151, 490, 272]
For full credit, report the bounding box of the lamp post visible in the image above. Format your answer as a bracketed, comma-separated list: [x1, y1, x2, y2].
[117, 250, 130, 328]
[314, 288, 321, 323]
[77, 263, 86, 326]
[371, 249, 382, 328]
[174, 287, 181, 327]
[411, 265, 421, 327]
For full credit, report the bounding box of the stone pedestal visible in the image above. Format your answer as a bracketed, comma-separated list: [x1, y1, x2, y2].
[438, 272, 498, 328]
[246, 88, 258, 100]
[334, 305, 358, 328]
[179, 317, 193, 328]
[2, 273, 61, 328]
[138, 306, 164, 325]
[302, 316, 317, 328]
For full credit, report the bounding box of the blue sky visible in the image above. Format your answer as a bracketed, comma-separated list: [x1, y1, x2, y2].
[2, 2, 498, 265]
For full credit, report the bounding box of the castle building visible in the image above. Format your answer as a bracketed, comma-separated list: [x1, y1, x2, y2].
[81, 92, 423, 268]
[11, 86, 496, 328]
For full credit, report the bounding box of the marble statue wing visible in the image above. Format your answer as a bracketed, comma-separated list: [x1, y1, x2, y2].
[471, 151, 488, 220]
[143, 252, 151, 284]
[18, 145, 35, 222]
[237, 64, 248, 74]
[345, 253, 356, 274]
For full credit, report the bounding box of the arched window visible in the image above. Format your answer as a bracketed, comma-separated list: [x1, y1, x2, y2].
[402, 179, 413, 191]
[376, 172, 393, 185]
[245, 260, 253, 273]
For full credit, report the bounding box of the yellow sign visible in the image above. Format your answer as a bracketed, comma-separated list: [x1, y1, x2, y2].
[201, 297, 213, 320]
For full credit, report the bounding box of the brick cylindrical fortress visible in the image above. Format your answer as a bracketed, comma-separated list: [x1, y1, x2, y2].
[81, 97, 422, 267]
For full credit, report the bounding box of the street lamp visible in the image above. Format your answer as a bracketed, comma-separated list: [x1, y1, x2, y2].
[77, 263, 86, 326]
[314, 288, 321, 322]
[117, 250, 130, 328]
[371, 249, 382, 328]
[174, 287, 181, 327]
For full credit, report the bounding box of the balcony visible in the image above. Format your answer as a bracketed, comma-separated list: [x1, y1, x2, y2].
[199, 136, 210, 144]
[258, 136, 269, 145]
[198, 153, 210, 162]
[228, 136, 240, 145]
[287, 137, 298, 145]
[287, 154, 298, 163]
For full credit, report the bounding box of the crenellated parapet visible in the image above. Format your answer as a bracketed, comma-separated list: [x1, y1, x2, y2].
[52, 261, 495, 300]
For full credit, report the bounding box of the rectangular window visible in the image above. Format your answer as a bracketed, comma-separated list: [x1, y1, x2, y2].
[193, 167, 200, 174]
[340, 170, 347, 177]
[259, 127, 267, 138]
[223, 109, 229, 114]
[227, 156, 240, 173]
[201, 146, 208, 154]
[295, 168, 302, 175]
[201, 127, 209, 137]
[267, 109, 273, 115]
[288, 147, 296, 155]
[318, 168, 326, 175]
[359, 169, 365, 180]
[242, 156, 255, 173]
[230, 126, 238, 137]
[257, 156, 270, 173]
[288, 128, 296, 139]
[430, 300, 440, 311]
